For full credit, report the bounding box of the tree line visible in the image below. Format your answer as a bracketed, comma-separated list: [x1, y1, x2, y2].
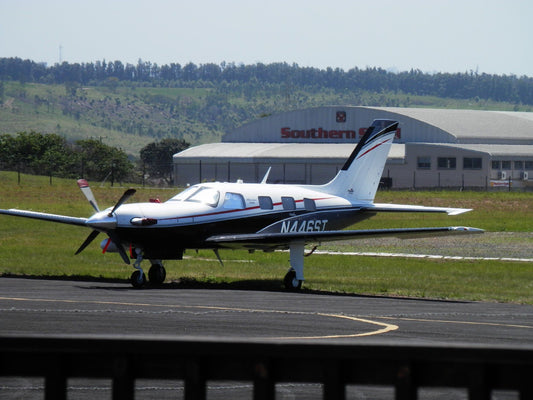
[1, 57, 532, 105]
[0, 132, 189, 185]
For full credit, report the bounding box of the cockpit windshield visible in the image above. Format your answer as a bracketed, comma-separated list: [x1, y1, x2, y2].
[168, 185, 220, 207]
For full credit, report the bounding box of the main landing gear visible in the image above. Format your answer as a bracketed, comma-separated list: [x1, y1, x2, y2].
[130, 249, 166, 288]
[128, 243, 307, 290]
[283, 242, 305, 290]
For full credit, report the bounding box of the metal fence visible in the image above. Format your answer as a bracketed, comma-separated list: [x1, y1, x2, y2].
[1, 335, 532, 400]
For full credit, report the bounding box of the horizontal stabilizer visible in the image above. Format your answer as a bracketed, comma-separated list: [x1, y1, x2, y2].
[369, 204, 472, 216]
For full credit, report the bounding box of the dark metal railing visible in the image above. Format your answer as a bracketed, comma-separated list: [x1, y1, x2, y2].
[1, 335, 532, 400]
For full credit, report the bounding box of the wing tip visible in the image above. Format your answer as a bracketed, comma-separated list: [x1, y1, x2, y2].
[450, 226, 484, 233]
[446, 208, 472, 216]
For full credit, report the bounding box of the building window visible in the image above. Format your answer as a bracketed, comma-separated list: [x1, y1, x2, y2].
[281, 196, 296, 211]
[492, 160, 500, 170]
[525, 161, 533, 170]
[437, 157, 456, 170]
[501, 161, 511, 170]
[258, 196, 273, 210]
[417, 157, 431, 169]
[514, 161, 524, 170]
[463, 157, 482, 170]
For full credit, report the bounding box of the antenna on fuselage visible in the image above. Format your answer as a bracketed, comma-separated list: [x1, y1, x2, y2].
[213, 249, 224, 267]
[260, 167, 272, 184]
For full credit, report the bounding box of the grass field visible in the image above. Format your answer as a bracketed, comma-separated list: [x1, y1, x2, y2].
[0, 172, 532, 303]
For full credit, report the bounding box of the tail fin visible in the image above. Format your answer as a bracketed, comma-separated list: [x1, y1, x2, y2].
[320, 119, 398, 202]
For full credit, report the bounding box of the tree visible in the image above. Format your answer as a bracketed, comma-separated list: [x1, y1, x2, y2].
[140, 138, 190, 182]
[0, 131, 75, 176]
[75, 139, 133, 183]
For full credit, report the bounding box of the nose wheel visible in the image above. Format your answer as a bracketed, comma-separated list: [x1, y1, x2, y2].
[129, 249, 167, 288]
[130, 270, 147, 288]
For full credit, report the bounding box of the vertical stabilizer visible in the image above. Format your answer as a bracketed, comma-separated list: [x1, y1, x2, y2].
[320, 119, 398, 202]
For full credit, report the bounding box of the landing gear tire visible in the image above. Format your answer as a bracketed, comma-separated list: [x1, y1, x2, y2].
[283, 269, 302, 291]
[148, 264, 166, 285]
[131, 270, 147, 289]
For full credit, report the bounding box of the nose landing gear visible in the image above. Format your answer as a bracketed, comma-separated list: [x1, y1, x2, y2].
[129, 249, 166, 288]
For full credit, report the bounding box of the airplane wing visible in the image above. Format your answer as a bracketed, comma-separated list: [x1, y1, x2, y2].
[206, 226, 484, 251]
[0, 209, 88, 226]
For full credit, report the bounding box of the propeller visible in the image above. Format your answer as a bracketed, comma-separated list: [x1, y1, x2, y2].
[77, 179, 100, 212]
[75, 229, 100, 255]
[108, 188, 136, 217]
[107, 231, 131, 264]
[75, 180, 136, 263]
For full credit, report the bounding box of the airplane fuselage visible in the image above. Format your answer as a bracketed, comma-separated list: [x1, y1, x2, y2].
[93, 182, 372, 259]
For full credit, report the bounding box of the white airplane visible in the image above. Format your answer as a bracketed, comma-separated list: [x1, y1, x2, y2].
[0, 119, 483, 289]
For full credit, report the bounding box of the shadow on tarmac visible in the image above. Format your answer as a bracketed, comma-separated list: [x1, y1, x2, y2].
[1, 273, 470, 304]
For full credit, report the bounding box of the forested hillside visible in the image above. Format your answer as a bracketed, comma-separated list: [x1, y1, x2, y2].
[1, 57, 531, 158]
[2, 58, 532, 104]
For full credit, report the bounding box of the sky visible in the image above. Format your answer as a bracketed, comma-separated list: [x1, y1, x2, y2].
[1, 0, 531, 77]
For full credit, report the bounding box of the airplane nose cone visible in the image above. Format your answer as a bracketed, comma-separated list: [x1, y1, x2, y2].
[86, 211, 117, 230]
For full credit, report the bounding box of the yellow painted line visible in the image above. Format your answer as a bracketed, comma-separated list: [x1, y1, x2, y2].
[269, 313, 398, 340]
[375, 316, 533, 330]
[0, 296, 397, 340]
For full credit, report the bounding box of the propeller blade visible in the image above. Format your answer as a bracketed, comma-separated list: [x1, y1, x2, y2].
[108, 188, 136, 217]
[77, 179, 100, 212]
[75, 230, 100, 255]
[107, 231, 131, 265]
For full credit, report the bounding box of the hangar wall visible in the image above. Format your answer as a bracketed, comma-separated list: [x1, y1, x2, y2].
[223, 107, 457, 144]
[174, 106, 533, 190]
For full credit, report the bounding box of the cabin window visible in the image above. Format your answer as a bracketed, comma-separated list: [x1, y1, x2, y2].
[169, 185, 220, 207]
[281, 196, 296, 211]
[258, 196, 273, 210]
[223, 192, 245, 209]
[168, 185, 199, 201]
[304, 198, 316, 211]
[437, 157, 456, 170]
[463, 157, 482, 170]
[186, 187, 220, 207]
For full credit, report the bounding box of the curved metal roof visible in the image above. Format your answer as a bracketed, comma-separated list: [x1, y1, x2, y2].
[373, 107, 533, 144]
[174, 143, 405, 163]
[223, 106, 533, 145]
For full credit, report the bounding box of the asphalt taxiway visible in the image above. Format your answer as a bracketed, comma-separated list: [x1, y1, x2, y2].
[1, 277, 532, 344]
[1, 277, 532, 399]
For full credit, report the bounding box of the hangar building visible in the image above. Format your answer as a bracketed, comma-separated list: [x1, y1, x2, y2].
[173, 106, 533, 190]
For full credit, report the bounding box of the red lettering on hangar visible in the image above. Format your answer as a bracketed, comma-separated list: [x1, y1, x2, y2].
[280, 127, 357, 140]
[281, 126, 401, 140]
